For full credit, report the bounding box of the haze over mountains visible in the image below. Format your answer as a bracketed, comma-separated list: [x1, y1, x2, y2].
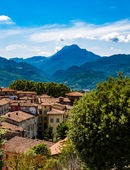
[0, 44, 130, 89]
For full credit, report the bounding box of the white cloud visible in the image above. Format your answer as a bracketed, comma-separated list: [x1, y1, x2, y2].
[55, 46, 62, 52]
[1, 19, 130, 58]
[0, 15, 14, 24]
[5, 44, 27, 51]
[29, 19, 130, 43]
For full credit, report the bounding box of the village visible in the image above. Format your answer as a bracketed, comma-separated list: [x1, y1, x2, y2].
[0, 87, 83, 157]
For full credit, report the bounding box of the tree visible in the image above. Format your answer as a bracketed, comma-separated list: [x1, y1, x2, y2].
[10, 80, 70, 97]
[68, 74, 130, 169]
[0, 118, 5, 170]
[56, 121, 68, 140]
[28, 143, 51, 157]
[43, 126, 54, 141]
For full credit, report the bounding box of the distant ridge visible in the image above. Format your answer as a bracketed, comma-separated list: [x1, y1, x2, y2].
[10, 44, 100, 75]
[0, 57, 47, 87]
[52, 54, 130, 90]
[5, 44, 130, 90]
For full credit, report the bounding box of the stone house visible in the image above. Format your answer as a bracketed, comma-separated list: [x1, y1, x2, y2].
[38, 103, 52, 138]
[3, 111, 38, 139]
[1, 121, 24, 140]
[20, 103, 38, 115]
[0, 99, 10, 116]
[0, 88, 16, 96]
[47, 109, 65, 136]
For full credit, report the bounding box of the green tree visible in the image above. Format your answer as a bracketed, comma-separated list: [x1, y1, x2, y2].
[0, 117, 6, 170]
[43, 126, 54, 141]
[28, 143, 51, 158]
[56, 121, 68, 140]
[10, 80, 70, 97]
[68, 74, 130, 169]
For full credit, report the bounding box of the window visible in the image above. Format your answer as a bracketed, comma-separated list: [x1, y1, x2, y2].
[56, 118, 59, 123]
[44, 117, 47, 121]
[44, 106, 46, 109]
[50, 118, 54, 123]
[44, 110, 47, 114]
[39, 110, 42, 114]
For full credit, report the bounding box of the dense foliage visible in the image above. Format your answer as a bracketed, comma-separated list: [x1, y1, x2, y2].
[28, 143, 51, 157]
[0, 118, 5, 169]
[5, 153, 46, 169]
[56, 121, 68, 140]
[68, 74, 130, 169]
[43, 126, 54, 140]
[9, 79, 70, 97]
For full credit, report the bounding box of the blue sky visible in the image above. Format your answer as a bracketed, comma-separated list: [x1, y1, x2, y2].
[0, 0, 130, 58]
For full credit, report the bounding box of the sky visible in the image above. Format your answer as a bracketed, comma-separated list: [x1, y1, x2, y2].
[0, 0, 130, 58]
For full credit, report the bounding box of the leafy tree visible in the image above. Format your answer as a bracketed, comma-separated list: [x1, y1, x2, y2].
[44, 158, 62, 170]
[56, 121, 68, 140]
[68, 74, 130, 169]
[28, 143, 51, 157]
[59, 142, 84, 170]
[0, 118, 5, 170]
[10, 80, 70, 97]
[43, 126, 54, 141]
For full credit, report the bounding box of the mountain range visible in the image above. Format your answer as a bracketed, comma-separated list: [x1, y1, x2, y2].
[0, 44, 129, 89]
[10, 44, 100, 75]
[0, 57, 47, 87]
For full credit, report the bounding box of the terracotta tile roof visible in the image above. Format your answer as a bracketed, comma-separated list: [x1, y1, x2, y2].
[1, 88, 16, 92]
[20, 103, 38, 107]
[52, 103, 66, 110]
[47, 109, 65, 115]
[0, 99, 10, 106]
[16, 91, 36, 94]
[41, 103, 52, 106]
[40, 97, 59, 104]
[40, 94, 51, 98]
[50, 137, 67, 156]
[2, 121, 23, 132]
[63, 97, 71, 102]
[19, 96, 35, 100]
[3, 111, 35, 123]
[66, 91, 83, 97]
[5, 136, 54, 154]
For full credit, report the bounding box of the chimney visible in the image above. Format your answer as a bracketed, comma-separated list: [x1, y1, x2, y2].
[59, 97, 64, 103]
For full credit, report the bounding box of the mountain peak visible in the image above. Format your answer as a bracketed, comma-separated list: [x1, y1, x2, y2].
[61, 44, 81, 51]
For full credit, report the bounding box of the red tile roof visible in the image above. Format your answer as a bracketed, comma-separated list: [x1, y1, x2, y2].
[2, 121, 23, 132]
[16, 91, 36, 94]
[50, 137, 67, 156]
[47, 109, 65, 115]
[5, 136, 54, 154]
[3, 111, 35, 123]
[66, 91, 83, 97]
[1, 88, 16, 92]
[0, 99, 10, 106]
